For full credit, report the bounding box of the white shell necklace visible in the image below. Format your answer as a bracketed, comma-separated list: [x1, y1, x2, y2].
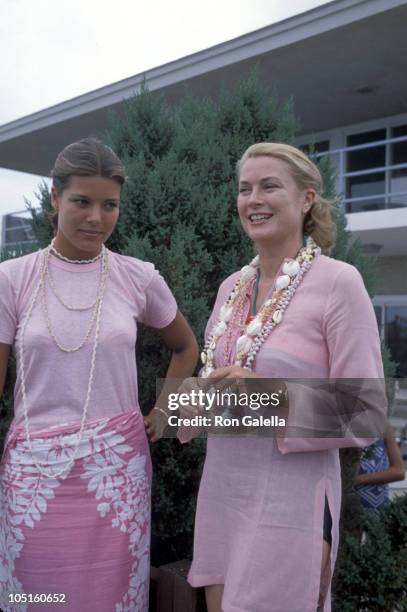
[50, 237, 103, 264]
[19, 244, 109, 479]
[201, 236, 320, 377]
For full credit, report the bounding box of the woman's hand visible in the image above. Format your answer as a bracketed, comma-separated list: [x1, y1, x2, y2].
[176, 377, 207, 418]
[208, 365, 261, 396]
[144, 408, 169, 443]
[208, 366, 260, 379]
[208, 365, 261, 381]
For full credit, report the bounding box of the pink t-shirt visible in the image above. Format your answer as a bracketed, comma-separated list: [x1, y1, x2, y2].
[0, 249, 177, 431]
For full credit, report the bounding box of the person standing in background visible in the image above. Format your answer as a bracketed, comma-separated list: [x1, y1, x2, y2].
[355, 425, 405, 513]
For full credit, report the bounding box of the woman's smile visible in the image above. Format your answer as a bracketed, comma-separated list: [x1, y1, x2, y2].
[237, 156, 312, 250]
[248, 213, 274, 224]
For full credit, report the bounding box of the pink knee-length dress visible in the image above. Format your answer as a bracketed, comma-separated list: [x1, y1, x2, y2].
[181, 255, 386, 612]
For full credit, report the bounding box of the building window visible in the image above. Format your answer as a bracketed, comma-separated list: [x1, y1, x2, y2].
[390, 124, 407, 208]
[346, 129, 386, 213]
[1, 211, 37, 253]
[374, 299, 407, 378]
[344, 124, 407, 213]
[385, 306, 407, 378]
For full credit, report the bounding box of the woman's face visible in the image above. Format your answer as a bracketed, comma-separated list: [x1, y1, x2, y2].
[237, 156, 314, 251]
[51, 175, 121, 259]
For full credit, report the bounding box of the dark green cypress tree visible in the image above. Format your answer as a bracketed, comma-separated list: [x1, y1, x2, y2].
[104, 78, 301, 561]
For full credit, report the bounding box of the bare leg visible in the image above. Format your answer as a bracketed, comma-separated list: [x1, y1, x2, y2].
[205, 584, 224, 612]
[317, 540, 331, 610]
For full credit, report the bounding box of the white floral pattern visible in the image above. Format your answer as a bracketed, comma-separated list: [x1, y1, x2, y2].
[0, 414, 150, 612]
[81, 438, 150, 611]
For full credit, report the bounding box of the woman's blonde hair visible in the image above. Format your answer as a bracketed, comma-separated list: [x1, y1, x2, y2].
[236, 142, 336, 252]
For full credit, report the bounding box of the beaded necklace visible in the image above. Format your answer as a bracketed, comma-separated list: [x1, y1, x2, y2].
[19, 244, 109, 479]
[42, 246, 109, 352]
[201, 236, 320, 377]
[50, 237, 103, 264]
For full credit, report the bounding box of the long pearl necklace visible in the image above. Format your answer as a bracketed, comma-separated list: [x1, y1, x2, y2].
[46, 253, 105, 312]
[19, 244, 109, 479]
[41, 247, 108, 352]
[201, 237, 320, 376]
[48, 238, 106, 312]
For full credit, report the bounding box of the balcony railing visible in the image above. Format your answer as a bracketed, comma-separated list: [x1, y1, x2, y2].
[313, 134, 407, 213]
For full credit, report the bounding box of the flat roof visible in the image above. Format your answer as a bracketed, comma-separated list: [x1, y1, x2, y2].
[1, 0, 407, 175]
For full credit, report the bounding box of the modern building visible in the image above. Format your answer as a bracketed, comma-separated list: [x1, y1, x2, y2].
[0, 0, 406, 399]
[1, 210, 36, 253]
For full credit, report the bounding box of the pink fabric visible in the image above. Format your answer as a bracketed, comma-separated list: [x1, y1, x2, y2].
[184, 255, 386, 612]
[0, 249, 177, 431]
[0, 248, 178, 611]
[0, 410, 151, 612]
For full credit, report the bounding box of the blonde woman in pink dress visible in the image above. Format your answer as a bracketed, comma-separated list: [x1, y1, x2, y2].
[181, 143, 386, 612]
[0, 138, 198, 611]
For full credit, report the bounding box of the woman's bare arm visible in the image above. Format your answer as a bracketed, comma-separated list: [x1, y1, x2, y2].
[356, 427, 406, 486]
[0, 343, 11, 401]
[144, 310, 199, 442]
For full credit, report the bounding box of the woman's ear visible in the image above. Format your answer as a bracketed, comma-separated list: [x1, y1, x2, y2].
[303, 188, 316, 215]
[51, 186, 59, 211]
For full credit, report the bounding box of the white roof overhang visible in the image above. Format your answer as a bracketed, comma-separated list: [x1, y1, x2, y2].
[1, 0, 407, 176]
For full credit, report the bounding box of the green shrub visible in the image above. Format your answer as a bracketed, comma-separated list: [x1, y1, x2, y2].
[333, 494, 407, 611]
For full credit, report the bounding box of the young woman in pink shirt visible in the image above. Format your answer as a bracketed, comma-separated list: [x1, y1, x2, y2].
[0, 138, 197, 611]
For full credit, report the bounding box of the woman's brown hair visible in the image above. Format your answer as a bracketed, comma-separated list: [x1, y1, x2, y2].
[50, 137, 127, 231]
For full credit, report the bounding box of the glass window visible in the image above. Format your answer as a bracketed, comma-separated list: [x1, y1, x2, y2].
[346, 130, 386, 213]
[3, 214, 35, 249]
[390, 124, 407, 207]
[346, 174, 386, 212]
[385, 306, 407, 378]
[5, 227, 34, 243]
[374, 305, 383, 335]
[347, 129, 386, 169]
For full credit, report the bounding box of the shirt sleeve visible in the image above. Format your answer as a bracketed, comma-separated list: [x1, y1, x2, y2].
[277, 264, 387, 454]
[0, 268, 17, 344]
[139, 268, 178, 329]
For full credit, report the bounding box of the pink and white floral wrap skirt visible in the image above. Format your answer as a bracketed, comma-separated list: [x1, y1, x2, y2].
[0, 409, 151, 612]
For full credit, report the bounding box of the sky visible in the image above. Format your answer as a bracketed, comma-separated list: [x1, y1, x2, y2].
[0, 0, 331, 222]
